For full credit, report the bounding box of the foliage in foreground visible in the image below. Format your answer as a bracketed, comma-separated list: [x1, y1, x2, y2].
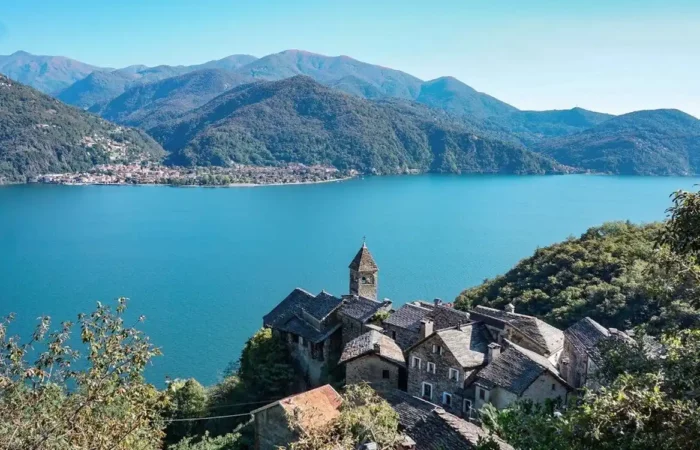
[481, 329, 700, 450]
[168, 432, 244, 450]
[0, 298, 167, 450]
[290, 383, 401, 450]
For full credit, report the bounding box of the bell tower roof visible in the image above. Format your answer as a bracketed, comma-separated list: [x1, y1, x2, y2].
[349, 242, 378, 272]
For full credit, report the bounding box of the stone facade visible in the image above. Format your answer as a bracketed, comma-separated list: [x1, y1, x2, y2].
[276, 328, 342, 386]
[346, 354, 401, 389]
[407, 333, 469, 417]
[253, 404, 295, 450]
[341, 315, 366, 348]
[474, 371, 568, 410]
[383, 322, 420, 350]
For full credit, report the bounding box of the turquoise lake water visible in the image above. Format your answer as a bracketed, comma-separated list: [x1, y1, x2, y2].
[1, 174, 699, 386]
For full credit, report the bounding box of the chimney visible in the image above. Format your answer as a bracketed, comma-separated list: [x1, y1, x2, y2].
[505, 303, 515, 313]
[373, 342, 381, 353]
[487, 343, 501, 362]
[420, 319, 434, 339]
[434, 298, 443, 307]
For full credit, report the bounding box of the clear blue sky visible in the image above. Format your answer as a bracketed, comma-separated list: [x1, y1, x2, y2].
[1, 0, 698, 116]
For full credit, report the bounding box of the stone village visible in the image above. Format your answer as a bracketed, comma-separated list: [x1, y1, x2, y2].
[251, 243, 629, 449]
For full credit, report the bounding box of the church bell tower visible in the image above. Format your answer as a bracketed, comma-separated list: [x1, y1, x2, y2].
[349, 240, 378, 300]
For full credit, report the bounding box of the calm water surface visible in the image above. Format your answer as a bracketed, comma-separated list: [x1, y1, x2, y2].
[1, 175, 698, 385]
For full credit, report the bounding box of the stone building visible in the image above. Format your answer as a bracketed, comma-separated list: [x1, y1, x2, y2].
[470, 304, 565, 360]
[339, 330, 406, 389]
[263, 288, 344, 386]
[405, 321, 492, 418]
[559, 317, 629, 389]
[383, 300, 473, 350]
[338, 294, 392, 347]
[349, 242, 379, 300]
[472, 340, 571, 411]
[251, 384, 342, 450]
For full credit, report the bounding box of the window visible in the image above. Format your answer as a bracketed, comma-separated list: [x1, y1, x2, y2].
[422, 382, 433, 400]
[463, 399, 472, 413]
[479, 389, 486, 400]
[551, 383, 556, 391]
[426, 362, 436, 374]
[391, 330, 397, 340]
[442, 392, 452, 407]
[299, 336, 304, 346]
[291, 334, 299, 343]
[432, 344, 443, 355]
[448, 368, 460, 382]
[382, 370, 390, 379]
[412, 357, 421, 369]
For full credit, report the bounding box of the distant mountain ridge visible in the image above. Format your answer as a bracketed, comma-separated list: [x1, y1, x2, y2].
[150, 76, 566, 175]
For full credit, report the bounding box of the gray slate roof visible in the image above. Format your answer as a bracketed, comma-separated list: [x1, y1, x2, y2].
[339, 330, 405, 366]
[436, 323, 491, 368]
[339, 295, 390, 322]
[410, 408, 513, 450]
[348, 243, 378, 271]
[374, 389, 437, 430]
[384, 302, 433, 331]
[564, 317, 610, 364]
[263, 288, 342, 343]
[475, 341, 566, 395]
[472, 306, 564, 355]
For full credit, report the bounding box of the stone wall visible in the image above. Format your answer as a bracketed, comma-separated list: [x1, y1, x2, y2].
[406, 334, 466, 416]
[341, 315, 365, 348]
[383, 323, 419, 350]
[559, 339, 586, 388]
[521, 372, 568, 404]
[280, 328, 342, 387]
[254, 405, 295, 450]
[345, 354, 400, 390]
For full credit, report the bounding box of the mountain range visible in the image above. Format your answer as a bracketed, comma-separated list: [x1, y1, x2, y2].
[1, 49, 699, 180]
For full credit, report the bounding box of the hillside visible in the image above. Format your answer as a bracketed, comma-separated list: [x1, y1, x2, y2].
[0, 75, 165, 184]
[96, 70, 254, 130]
[535, 109, 700, 175]
[0, 50, 105, 94]
[454, 221, 700, 333]
[415, 76, 518, 119]
[150, 76, 565, 175]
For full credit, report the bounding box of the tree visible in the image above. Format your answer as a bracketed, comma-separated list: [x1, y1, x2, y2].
[0, 298, 167, 450]
[165, 378, 209, 444]
[290, 383, 401, 450]
[168, 432, 243, 450]
[236, 328, 297, 400]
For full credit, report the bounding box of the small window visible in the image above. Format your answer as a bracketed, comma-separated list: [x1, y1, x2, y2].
[463, 399, 472, 413]
[439, 346, 444, 355]
[291, 334, 299, 343]
[449, 368, 460, 381]
[442, 392, 452, 407]
[432, 344, 437, 353]
[299, 336, 304, 346]
[479, 389, 486, 400]
[391, 330, 397, 340]
[551, 383, 556, 391]
[412, 357, 421, 369]
[422, 382, 433, 400]
[432, 344, 443, 354]
[427, 362, 436, 374]
[382, 369, 390, 379]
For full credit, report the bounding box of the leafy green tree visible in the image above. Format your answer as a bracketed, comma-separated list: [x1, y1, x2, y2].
[0, 298, 167, 450]
[166, 378, 209, 443]
[168, 432, 243, 450]
[237, 328, 296, 400]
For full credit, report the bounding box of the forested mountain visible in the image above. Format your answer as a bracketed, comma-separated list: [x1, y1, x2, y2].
[150, 76, 566, 175]
[0, 51, 105, 94]
[535, 109, 700, 175]
[415, 76, 518, 119]
[0, 75, 164, 183]
[95, 69, 254, 130]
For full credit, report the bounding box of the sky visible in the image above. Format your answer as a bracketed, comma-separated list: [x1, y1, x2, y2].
[1, 0, 699, 116]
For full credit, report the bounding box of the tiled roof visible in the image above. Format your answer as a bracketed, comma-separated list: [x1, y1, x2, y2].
[437, 323, 491, 368]
[384, 302, 433, 331]
[263, 288, 342, 343]
[475, 341, 565, 395]
[409, 408, 513, 450]
[253, 385, 342, 433]
[349, 243, 378, 271]
[471, 306, 564, 355]
[339, 295, 390, 323]
[564, 317, 610, 364]
[374, 389, 437, 430]
[339, 330, 405, 366]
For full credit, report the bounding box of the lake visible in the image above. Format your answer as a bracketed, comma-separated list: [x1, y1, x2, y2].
[1, 174, 698, 386]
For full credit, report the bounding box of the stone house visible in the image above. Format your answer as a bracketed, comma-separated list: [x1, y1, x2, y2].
[472, 340, 571, 410]
[251, 384, 342, 450]
[383, 300, 473, 350]
[263, 288, 344, 386]
[559, 317, 629, 389]
[339, 330, 406, 389]
[338, 294, 392, 347]
[376, 389, 513, 450]
[470, 304, 565, 361]
[406, 320, 492, 418]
